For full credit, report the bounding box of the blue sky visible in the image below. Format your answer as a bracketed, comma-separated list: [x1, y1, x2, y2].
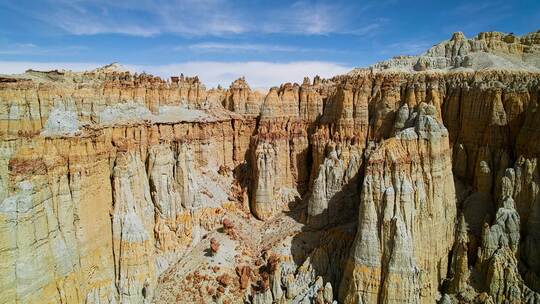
[0, 0, 539, 87]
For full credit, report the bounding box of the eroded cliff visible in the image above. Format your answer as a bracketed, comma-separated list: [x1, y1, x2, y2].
[1, 30, 540, 304]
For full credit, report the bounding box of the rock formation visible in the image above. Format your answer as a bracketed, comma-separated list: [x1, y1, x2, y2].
[360, 30, 540, 73]
[1, 30, 540, 304]
[339, 102, 456, 304]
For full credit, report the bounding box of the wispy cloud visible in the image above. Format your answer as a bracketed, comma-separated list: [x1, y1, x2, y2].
[452, 1, 504, 15]
[181, 42, 340, 53]
[0, 43, 37, 55]
[4, 0, 385, 37]
[260, 1, 344, 35]
[0, 42, 87, 56]
[5, 0, 245, 37]
[0, 60, 352, 88]
[379, 40, 433, 56]
[258, 1, 384, 36]
[343, 18, 390, 36]
[185, 43, 302, 52]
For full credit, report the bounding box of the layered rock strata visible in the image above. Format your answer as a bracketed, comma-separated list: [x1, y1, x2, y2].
[340, 103, 456, 304]
[1, 30, 540, 304]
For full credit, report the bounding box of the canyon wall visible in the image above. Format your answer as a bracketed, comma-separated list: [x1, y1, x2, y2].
[1, 31, 540, 304]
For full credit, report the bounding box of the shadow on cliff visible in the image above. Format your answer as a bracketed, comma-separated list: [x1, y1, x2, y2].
[284, 168, 362, 292]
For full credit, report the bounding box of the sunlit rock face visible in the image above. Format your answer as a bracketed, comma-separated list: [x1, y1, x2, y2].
[360, 30, 540, 73]
[339, 103, 456, 304]
[1, 30, 540, 304]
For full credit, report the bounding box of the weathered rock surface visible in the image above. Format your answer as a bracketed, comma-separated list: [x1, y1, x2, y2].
[1, 30, 540, 304]
[358, 30, 540, 73]
[339, 103, 456, 304]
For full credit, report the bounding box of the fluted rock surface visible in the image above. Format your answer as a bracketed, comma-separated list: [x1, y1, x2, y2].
[442, 167, 540, 303]
[250, 86, 310, 220]
[112, 150, 156, 303]
[339, 103, 456, 304]
[1, 29, 540, 304]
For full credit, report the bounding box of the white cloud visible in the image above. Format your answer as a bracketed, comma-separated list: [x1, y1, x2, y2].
[0, 43, 37, 55]
[261, 1, 344, 35]
[0, 43, 87, 56]
[8, 0, 383, 37]
[184, 43, 320, 53]
[0, 60, 352, 88]
[259, 1, 384, 36]
[10, 0, 246, 36]
[129, 61, 352, 87]
[344, 22, 385, 36]
[380, 41, 433, 56]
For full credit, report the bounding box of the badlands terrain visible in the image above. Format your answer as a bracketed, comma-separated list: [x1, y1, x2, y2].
[1, 30, 540, 304]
